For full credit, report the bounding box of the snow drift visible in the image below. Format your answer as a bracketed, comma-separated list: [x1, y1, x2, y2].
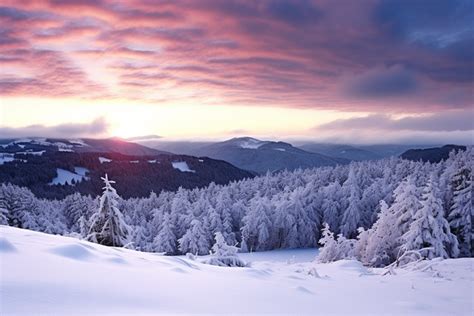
[1, 226, 472, 316]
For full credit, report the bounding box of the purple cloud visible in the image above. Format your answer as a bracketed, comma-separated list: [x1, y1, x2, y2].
[0, 0, 471, 112]
[0, 117, 109, 139]
[316, 111, 473, 132]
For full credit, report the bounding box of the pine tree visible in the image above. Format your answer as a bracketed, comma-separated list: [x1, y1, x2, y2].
[0, 184, 39, 229]
[341, 166, 362, 238]
[448, 166, 472, 257]
[152, 213, 177, 255]
[205, 232, 246, 267]
[178, 219, 210, 255]
[78, 215, 89, 238]
[281, 188, 317, 248]
[391, 176, 421, 249]
[354, 227, 370, 263]
[364, 200, 397, 266]
[221, 206, 237, 246]
[336, 234, 355, 259]
[402, 178, 459, 260]
[0, 207, 8, 225]
[241, 197, 273, 251]
[321, 182, 342, 234]
[317, 223, 339, 263]
[87, 174, 130, 247]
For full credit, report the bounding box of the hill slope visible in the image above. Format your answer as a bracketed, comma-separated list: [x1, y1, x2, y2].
[1, 226, 472, 316]
[299, 143, 383, 161]
[400, 145, 466, 163]
[0, 150, 253, 199]
[0, 137, 170, 156]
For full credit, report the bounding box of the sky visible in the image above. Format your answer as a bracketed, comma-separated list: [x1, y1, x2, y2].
[0, 0, 472, 144]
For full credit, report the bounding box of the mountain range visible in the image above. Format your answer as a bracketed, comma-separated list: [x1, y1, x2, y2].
[183, 137, 347, 173]
[0, 138, 253, 199]
[0, 137, 169, 156]
[400, 145, 467, 163]
[140, 137, 450, 173]
[0, 136, 466, 198]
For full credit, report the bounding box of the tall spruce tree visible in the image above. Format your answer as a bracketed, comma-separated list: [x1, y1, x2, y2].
[87, 174, 130, 247]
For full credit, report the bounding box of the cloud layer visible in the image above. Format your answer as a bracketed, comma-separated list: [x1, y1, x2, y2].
[0, 117, 109, 139]
[0, 0, 472, 111]
[313, 110, 473, 144]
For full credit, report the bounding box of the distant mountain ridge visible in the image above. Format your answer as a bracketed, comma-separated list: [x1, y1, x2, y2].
[186, 137, 348, 174]
[298, 143, 439, 161]
[142, 138, 440, 163]
[400, 145, 467, 163]
[0, 137, 170, 156]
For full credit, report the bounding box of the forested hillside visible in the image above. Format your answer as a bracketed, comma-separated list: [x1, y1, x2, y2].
[0, 147, 471, 267]
[0, 151, 254, 199]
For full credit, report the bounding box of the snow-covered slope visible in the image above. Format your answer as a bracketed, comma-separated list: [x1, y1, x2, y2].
[49, 168, 89, 185]
[0, 137, 169, 156]
[1, 226, 472, 316]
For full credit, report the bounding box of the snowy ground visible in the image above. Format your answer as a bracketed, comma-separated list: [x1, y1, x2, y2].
[49, 168, 89, 185]
[172, 161, 195, 173]
[0, 226, 472, 316]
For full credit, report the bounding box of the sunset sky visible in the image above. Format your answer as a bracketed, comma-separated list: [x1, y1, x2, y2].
[0, 0, 472, 144]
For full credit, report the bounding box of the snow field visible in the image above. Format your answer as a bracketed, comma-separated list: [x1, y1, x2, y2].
[1, 226, 472, 316]
[172, 161, 195, 173]
[49, 167, 89, 185]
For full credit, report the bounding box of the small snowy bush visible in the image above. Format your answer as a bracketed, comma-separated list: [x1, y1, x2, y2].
[205, 232, 246, 267]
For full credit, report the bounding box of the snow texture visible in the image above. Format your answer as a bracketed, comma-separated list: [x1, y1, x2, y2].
[172, 161, 195, 173]
[238, 138, 267, 149]
[98, 157, 112, 163]
[1, 226, 472, 316]
[49, 168, 89, 185]
[0, 153, 14, 165]
[16, 150, 45, 156]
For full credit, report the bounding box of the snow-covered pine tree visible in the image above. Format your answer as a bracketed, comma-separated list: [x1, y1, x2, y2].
[63, 193, 88, 232]
[285, 188, 317, 248]
[205, 232, 246, 267]
[0, 207, 8, 225]
[170, 188, 192, 238]
[178, 219, 210, 255]
[0, 183, 40, 229]
[255, 199, 273, 251]
[354, 227, 370, 263]
[321, 182, 342, 234]
[448, 165, 472, 257]
[340, 166, 362, 238]
[401, 178, 459, 260]
[78, 215, 89, 238]
[317, 223, 339, 263]
[208, 206, 223, 237]
[240, 238, 249, 253]
[241, 197, 273, 251]
[152, 213, 177, 255]
[364, 200, 398, 266]
[221, 206, 237, 246]
[336, 233, 355, 259]
[87, 174, 130, 247]
[390, 176, 421, 249]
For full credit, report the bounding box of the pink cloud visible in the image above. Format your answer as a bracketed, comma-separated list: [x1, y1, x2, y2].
[0, 0, 471, 112]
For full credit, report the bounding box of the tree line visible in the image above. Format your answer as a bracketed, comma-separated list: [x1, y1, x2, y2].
[0, 148, 471, 267]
